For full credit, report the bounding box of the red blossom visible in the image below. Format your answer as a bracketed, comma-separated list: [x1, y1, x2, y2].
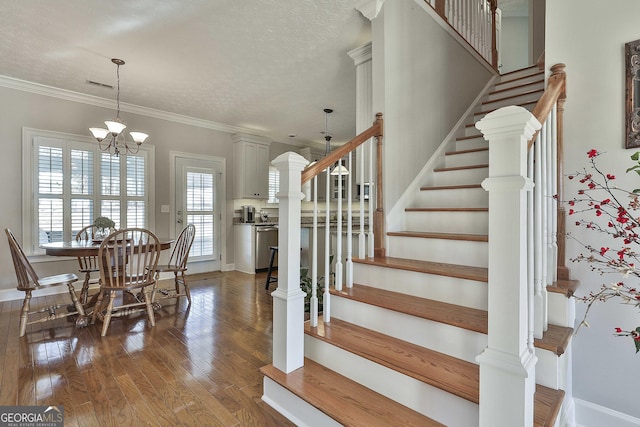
[602, 199, 611, 204]
[588, 182, 596, 189]
[607, 174, 616, 180]
[569, 209, 575, 215]
[600, 247, 609, 256]
[569, 201, 575, 206]
[587, 149, 598, 158]
[615, 327, 623, 333]
[578, 190, 585, 195]
[596, 210, 602, 216]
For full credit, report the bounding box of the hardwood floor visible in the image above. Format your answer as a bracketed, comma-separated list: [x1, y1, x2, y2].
[0, 271, 295, 427]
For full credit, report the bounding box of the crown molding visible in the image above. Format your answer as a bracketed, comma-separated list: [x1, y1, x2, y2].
[0, 74, 277, 139]
[355, 0, 385, 20]
[348, 42, 372, 66]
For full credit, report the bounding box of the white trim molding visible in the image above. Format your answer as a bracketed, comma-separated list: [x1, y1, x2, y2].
[575, 398, 640, 427]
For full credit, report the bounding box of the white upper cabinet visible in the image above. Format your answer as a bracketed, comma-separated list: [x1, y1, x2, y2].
[233, 134, 271, 199]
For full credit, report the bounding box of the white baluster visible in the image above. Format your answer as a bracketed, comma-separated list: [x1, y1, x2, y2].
[324, 168, 331, 323]
[346, 152, 353, 287]
[335, 162, 343, 291]
[368, 137, 375, 258]
[310, 174, 319, 327]
[550, 105, 558, 282]
[534, 124, 545, 339]
[527, 149, 535, 352]
[358, 143, 366, 259]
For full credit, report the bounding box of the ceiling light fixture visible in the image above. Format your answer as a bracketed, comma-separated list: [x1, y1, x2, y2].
[89, 58, 148, 156]
[322, 108, 349, 176]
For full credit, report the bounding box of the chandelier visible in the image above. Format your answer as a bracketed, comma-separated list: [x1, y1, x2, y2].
[89, 58, 148, 156]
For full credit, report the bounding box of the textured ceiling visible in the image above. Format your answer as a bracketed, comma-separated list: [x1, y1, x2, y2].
[0, 0, 371, 146]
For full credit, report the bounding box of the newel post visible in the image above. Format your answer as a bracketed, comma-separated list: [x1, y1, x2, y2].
[475, 106, 541, 427]
[271, 152, 309, 373]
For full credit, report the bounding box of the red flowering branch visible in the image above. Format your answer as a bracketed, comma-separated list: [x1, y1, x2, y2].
[565, 149, 640, 353]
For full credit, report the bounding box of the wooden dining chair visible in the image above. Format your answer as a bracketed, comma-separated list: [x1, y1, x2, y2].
[91, 228, 161, 336]
[75, 224, 115, 304]
[5, 228, 88, 337]
[154, 224, 196, 306]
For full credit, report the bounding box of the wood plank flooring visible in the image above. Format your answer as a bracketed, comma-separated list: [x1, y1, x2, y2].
[0, 271, 295, 427]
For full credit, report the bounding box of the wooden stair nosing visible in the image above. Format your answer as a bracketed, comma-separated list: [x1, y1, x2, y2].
[405, 207, 488, 213]
[547, 279, 580, 297]
[353, 255, 488, 282]
[260, 358, 444, 427]
[387, 230, 488, 242]
[534, 386, 565, 427]
[533, 324, 574, 356]
[482, 88, 544, 106]
[331, 283, 489, 334]
[420, 184, 483, 191]
[434, 163, 488, 172]
[445, 147, 489, 156]
[305, 317, 480, 403]
[497, 67, 544, 83]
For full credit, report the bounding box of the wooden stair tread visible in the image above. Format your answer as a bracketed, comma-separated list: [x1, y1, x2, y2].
[387, 230, 488, 242]
[534, 324, 574, 356]
[260, 358, 444, 427]
[420, 184, 483, 191]
[497, 67, 544, 84]
[455, 134, 483, 141]
[331, 284, 488, 334]
[405, 207, 488, 212]
[353, 256, 488, 282]
[305, 317, 480, 403]
[434, 163, 488, 172]
[535, 385, 565, 427]
[547, 279, 580, 297]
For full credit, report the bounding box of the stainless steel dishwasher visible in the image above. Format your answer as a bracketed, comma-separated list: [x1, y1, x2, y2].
[255, 225, 278, 271]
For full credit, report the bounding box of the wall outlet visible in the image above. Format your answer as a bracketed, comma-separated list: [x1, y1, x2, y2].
[161, 205, 170, 213]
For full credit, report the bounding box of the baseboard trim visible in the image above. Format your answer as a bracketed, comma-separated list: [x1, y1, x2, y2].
[575, 398, 640, 427]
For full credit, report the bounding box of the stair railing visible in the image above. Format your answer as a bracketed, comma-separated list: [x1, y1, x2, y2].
[270, 114, 383, 373]
[426, 0, 500, 69]
[475, 64, 566, 426]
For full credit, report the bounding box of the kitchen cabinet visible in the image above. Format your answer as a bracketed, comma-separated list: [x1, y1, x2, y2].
[233, 134, 271, 199]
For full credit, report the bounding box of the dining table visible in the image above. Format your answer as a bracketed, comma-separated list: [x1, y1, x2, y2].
[40, 237, 175, 315]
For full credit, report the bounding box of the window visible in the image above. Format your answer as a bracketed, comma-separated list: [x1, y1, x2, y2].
[268, 166, 279, 203]
[23, 129, 155, 254]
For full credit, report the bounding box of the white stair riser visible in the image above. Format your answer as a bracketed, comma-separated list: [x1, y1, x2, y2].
[388, 235, 488, 267]
[480, 93, 542, 111]
[445, 150, 489, 168]
[464, 126, 483, 138]
[305, 335, 479, 427]
[455, 136, 487, 151]
[405, 211, 488, 234]
[262, 378, 342, 427]
[473, 103, 535, 122]
[433, 167, 488, 186]
[415, 187, 488, 208]
[352, 263, 488, 310]
[486, 81, 545, 101]
[497, 70, 544, 87]
[331, 296, 486, 363]
[548, 292, 575, 328]
[536, 349, 569, 391]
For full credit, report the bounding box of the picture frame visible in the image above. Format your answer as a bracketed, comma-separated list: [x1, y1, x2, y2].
[625, 38, 640, 148]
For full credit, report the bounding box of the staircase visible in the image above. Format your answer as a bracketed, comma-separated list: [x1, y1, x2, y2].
[261, 65, 573, 426]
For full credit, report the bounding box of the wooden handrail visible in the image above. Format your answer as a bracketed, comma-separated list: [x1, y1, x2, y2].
[301, 113, 383, 185]
[527, 63, 566, 150]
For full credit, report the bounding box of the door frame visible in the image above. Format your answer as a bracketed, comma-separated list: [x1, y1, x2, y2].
[169, 151, 227, 270]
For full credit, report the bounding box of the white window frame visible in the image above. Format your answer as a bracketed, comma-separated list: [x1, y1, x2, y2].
[267, 165, 279, 204]
[22, 127, 155, 257]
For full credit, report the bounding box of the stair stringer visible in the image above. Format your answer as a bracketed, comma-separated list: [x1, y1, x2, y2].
[386, 76, 497, 235]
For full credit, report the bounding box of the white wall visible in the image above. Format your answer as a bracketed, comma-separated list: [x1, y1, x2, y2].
[0, 84, 299, 292]
[547, 0, 640, 422]
[500, 17, 529, 73]
[373, 0, 494, 210]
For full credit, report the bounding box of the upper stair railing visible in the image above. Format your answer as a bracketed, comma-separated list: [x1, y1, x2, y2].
[270, 113, 383, 373]
[475, 63, 567, 426]
[425, 0, 499, 69]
